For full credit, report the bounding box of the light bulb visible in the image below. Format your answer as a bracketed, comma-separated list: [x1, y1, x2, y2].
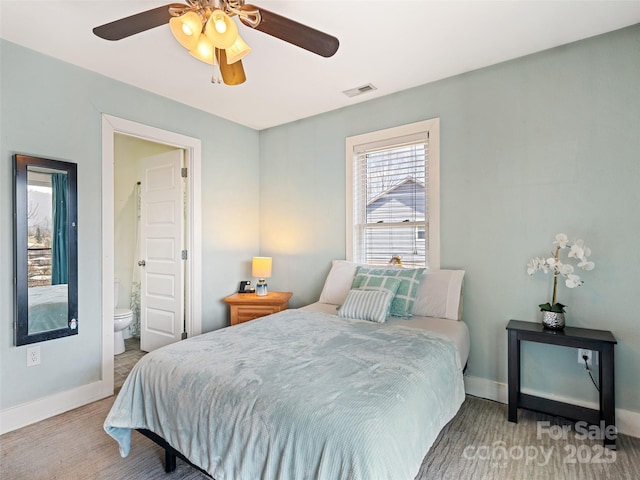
[189, 36, 217, 65]
[194, 41, 211, 58]
[169, 12, 202, 50]
[204, 10, 238, 49]
[214, 15, 227, 34]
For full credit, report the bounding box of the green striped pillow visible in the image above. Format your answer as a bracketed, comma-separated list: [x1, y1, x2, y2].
[338, 288, 396, 323]
[353, 267, 426, 318]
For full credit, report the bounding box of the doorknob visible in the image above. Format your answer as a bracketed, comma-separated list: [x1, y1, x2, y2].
[138, 260, 146, 267]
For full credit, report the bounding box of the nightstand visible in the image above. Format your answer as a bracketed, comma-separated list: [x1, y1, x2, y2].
[506, 319, 617, 449]
[224, 291, 293, 326]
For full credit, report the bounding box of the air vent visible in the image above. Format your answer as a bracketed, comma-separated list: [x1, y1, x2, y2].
[342, 83, 377, 98]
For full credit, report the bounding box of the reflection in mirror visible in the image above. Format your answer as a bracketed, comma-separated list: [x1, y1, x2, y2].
[14, 154, 78, 345]
[27, 167, 69, 334]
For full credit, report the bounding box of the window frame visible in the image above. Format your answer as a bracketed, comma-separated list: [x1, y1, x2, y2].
[345, 118, 440, 269]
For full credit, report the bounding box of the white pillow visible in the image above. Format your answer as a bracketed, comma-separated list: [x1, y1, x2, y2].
[411, 269, 465, 320]
[318, 260, 361, 305]
[319, 262, 465, 321]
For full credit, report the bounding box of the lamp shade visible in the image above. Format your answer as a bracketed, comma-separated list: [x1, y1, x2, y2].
[189, 36, 217, 65]
[252, 257, 272, 279]
[225, 35, 251, 64]
[169, 11, 202, 50]
[204, 10, 238, 49]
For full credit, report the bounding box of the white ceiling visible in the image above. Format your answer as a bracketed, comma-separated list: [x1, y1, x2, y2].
[1, 1, 639, 130]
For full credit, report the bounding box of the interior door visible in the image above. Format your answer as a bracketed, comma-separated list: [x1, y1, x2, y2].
[139, 150, 185, 352]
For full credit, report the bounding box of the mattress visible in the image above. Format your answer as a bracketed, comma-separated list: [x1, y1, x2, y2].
[27, 284, 68, 333]
[300, 301, 470, 367]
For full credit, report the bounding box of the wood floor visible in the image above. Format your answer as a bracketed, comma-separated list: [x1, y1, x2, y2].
[114, 337, 146, 391]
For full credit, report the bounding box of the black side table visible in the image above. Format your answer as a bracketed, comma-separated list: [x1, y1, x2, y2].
[506, 319, 617, 449]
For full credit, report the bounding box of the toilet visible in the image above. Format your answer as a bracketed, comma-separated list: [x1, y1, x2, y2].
[114, 279, 134, 355]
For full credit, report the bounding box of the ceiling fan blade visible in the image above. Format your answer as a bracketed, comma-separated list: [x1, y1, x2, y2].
[240, 5, 339, 58]
[93, 4, 184, 41]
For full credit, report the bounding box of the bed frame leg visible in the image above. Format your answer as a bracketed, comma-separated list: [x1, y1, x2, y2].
[165, 450, 177, 473]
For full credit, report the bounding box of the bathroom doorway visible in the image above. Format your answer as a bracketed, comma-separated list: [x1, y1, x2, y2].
[101, 114, 202, 396]
[114, 139, 186, 352]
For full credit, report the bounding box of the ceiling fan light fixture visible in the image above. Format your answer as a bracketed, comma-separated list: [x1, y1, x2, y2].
[225, 35, 251, 64]
[218, 48, 246, 86]
[93, 2, 340, 87]
[189, 36, 217, 65]
[169, 11, 202, 50]
[205, 10, 238, 49]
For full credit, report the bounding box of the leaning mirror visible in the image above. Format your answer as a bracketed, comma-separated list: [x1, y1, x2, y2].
[14, 154, 78, 345]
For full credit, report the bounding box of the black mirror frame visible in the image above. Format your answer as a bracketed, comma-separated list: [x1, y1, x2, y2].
[13, 154, 78, 346]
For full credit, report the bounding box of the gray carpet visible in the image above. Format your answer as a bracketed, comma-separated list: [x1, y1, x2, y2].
[418, 395, 639, 480]
[1, 393, 638, 479]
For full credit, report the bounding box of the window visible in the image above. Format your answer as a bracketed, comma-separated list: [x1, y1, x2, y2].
[346, 119, 440, 269]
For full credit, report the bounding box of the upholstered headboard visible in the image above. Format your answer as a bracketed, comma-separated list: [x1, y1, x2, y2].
[318, 260, 465, 321]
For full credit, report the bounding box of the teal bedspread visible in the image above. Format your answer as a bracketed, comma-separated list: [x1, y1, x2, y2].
[28, 284, 68, 333]
[104, 309, 465, 480]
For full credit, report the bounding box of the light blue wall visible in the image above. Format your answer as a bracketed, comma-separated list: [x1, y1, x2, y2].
[259, 25, 640, 412]
[0, 40, 260, 409]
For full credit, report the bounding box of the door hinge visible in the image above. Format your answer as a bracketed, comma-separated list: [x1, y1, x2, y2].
[181, 250, 188, 260]
[181, 167, 188, 178]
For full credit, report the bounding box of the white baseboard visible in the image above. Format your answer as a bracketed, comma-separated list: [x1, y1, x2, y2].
[463, 374, 640, 439]
[0, 380, 112, 435]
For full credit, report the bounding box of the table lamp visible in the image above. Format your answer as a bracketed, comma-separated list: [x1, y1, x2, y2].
[252, 257, 272, 296]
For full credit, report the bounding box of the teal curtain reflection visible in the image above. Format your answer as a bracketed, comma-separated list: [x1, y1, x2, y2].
[51, 173, 68, 285]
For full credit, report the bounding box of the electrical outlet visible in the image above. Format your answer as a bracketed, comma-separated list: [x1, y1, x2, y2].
[578, 348, 592, 366]
[27, 346, 41, 367]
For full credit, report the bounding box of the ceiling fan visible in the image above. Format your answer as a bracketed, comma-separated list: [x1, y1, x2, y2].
[93, 0, 340, 86]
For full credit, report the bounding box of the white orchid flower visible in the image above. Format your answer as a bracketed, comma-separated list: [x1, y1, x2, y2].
[527, 257, 548, 275]
[527, 258, 538, 275]
[565, 274, 582, 288]
[553, 233, 569, 248]
[578, 259, 595, 271]
[568, 244, 585, 260]
[558, 263, 574, 276]
[538, 258, 549, 274]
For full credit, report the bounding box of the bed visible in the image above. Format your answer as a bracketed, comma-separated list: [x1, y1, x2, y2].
[28, 283, 68, 333]
[104, 261, 469, 479]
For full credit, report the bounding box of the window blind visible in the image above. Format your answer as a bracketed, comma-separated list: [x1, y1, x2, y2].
[353, 134, 429, 267]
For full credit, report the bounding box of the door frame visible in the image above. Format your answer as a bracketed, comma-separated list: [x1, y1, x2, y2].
[100, 114, 202, 396]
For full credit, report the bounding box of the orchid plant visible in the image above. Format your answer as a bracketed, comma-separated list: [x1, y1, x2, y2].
[527, 233, 595, 313]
